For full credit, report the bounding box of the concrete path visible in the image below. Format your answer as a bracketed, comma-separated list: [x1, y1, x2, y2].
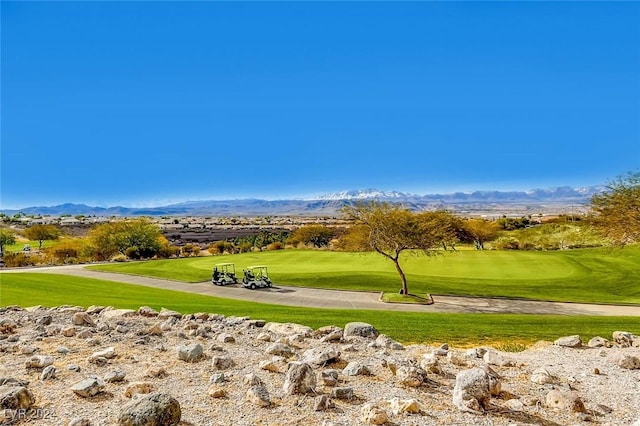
[2, 265, 639, 316]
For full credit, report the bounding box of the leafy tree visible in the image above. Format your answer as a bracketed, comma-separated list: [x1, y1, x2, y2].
[461, 218, 500, 250]
[590, 171, 640, 245]
[0, 228, 16, 256]
[288, 225, 335, 248]
[342, 201, 459, 295]
[23, 224, 61, 250]
[88, 219, 163, 260]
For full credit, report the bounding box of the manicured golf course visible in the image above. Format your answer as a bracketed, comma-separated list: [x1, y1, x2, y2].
[87, 245, 640, 305]
[1, 273, 638, 346]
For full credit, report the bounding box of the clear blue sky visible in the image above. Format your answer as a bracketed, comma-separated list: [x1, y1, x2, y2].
[2, 1, 639, 209]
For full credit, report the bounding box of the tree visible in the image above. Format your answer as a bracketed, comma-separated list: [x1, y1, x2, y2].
[590, 171, 640, 245]
[342, 201, 459, 295]
[87, 219, 164, 260]
[461, 218, 500, 250]
[0, 228, 16, 256]
[23, 224, 61, 250]
[288, 225, 335, 248]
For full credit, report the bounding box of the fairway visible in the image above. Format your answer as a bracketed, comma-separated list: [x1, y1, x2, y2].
[1, 273, 638, 346]
[88, 245, 640, 305]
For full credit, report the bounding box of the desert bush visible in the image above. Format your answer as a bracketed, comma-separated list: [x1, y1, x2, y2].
[157, 244, 180, 258]
[125, 246, 141, 259]
[112, 254, 127, 262]
[3, 252, 37, 267]
[237, 242, 253, 253]
[47, 239, 88, 264]
[492, 236, 520, 250]
[266, 242, 284, 251]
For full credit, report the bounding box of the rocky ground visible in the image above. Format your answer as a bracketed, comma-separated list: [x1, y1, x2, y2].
[0, 305, 639, 426]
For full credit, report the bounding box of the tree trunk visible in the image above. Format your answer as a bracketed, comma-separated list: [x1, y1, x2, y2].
[392, 257, 408, 295]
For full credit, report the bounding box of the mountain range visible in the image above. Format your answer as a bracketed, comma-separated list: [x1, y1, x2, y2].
[1, 186, 604, 217]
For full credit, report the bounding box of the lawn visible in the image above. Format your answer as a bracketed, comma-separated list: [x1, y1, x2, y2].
[1, 273, 638, 346]
[87, 245, 640, 304]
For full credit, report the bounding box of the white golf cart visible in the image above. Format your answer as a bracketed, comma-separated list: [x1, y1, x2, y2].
[212, 263, 238, 286]
[242, 265, 272, 290]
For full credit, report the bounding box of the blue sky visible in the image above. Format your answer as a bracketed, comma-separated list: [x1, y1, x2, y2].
[2, 1, 639, 209]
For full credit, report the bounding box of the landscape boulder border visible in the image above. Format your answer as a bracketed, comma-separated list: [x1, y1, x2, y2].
[0, 305, 638, 425]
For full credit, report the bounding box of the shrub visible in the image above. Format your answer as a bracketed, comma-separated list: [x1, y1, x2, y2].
[266, 242, 284, 251]
[3, 252, 37, 267]
[125, 246, 141, 259]
[112, 254, 127, 262]
[493, 236, 520, 250]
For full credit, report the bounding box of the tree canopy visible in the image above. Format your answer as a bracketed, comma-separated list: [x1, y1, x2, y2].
[590, 171, 640, 245]
[341, 201, 459, 295]
[287, 225, 335, 248]
[23, 224, 61, 250]
[460, 218, 500, 250]
[0, 228, 16, 255]
[87, 219, 166, 260]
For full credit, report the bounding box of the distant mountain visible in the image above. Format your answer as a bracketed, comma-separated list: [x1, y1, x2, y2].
[1, 186, 605, 217]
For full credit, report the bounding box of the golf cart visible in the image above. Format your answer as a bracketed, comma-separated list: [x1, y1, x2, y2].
[212, 263, 238, 286]
[242, 265, 272, 290]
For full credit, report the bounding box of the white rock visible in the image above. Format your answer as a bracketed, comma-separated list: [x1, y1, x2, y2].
[124, 382, 155, 398]
[531, 367, 557, 385]
[361, 403, 388, 425]
[283, 362, 316, 395]
[71, 377, 105, 398]
[545, 389, 586, 413]
[387, 397, 421, 414]
[453, 368, 493, 414]
[26, 355, 55, 369]
[554, 335, 582, 348]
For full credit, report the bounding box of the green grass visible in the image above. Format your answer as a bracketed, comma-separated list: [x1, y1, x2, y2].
[87, 245, 640, 304]
[381, 292, 432, 304]
[1, 273, 638, 346]
[4, 239, 55, 252]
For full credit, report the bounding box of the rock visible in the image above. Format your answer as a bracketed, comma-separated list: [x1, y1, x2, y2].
[104, 370, 126, 383]
[320, 330, 343, 343]
[613, 331, 635, 347]
[207, 385, 226, 398]
[36, 315, 53, 326]
[315, 394, 335, 411]
[453, 368, 494, 414]
[72, 312, 96, 327]
[26, 355, 55, 369]
[19, 345, 38, 355]
[90, 347, 116, 361]
[545, 389, 587, 413]
[301, 346, 340, 366]
[243, 373, 264, 386]
[263, 322, 313, 337]
[124, 382, 155, 398]
[246, 385, 271, 407]
[554, 335, 582, 348]
[374, 334, 404, 350]
[343, 322, 379, 339]
[116, 325, 129, 334]
[177, 343, 204, 362]
[587, 336, 610, 348]
[158, 308, 182, 319]
[211, 356, 234, 370]
[117, 393, 181, 425]
[67, 364, 81, 372]
[209, 373, 226, 384]
[77, 330, 94, 339]
[284, 362, 316, 395]
[483, 350, 509, 366]
[40, 365, 56, 380]
[259, 360, 279, 373]
[71, 377, 105, 398]
[138, 306, 159, 317]
[57, 346, 70, 354]
[0, 385, 36, 410]
[531, 367, 557, 385]
[321, 369, 340, 386]
[387, 397, 421, 414]
[265, 343, 294, 357]
[342, 361, 372, 376]
[216, 333, 235, 343]
[361, 403, 388, 425]
[86, 305, 106, 315]
[256, 332, 272, 342]
[101, 309, 136, 320]
[434, 343, 449, 356]
[504, 399, 525, 411]
[69, 418, 92, 426]
[420, 353, 441, 374]
[447, 351, 467, 367]
[617, 354, 640, 370]
[332, 387, 355, 400]
[396, 365, 427, 387]
[465, 347, 487, 358]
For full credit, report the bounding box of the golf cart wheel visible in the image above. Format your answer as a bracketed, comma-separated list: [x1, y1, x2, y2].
[250, 283, 256, 290]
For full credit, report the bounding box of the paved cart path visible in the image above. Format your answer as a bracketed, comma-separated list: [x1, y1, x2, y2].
[2, 265, 639, 316]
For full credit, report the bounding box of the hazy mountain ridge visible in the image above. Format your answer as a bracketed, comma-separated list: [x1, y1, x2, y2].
[1, 186, 604, 217]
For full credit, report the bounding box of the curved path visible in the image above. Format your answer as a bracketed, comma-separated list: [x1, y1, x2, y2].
[2, 265, 639, 316]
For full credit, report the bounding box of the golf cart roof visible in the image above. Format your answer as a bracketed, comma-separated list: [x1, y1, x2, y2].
[247, 265, 267, 269]
[215, 263, 234, 267]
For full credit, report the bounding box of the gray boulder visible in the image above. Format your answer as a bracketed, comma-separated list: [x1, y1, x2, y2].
[343, 322, 379, 339]
[0, 385, 36, 410]
[453, 368, 494, 414]
[283, 362, 316, 395]
[554, 335, 582, 348]
[117, 393, 181, 425]
[71, 377, 105, 398]
[342, 362, 372, 376]
[177, 343, 204, 362]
